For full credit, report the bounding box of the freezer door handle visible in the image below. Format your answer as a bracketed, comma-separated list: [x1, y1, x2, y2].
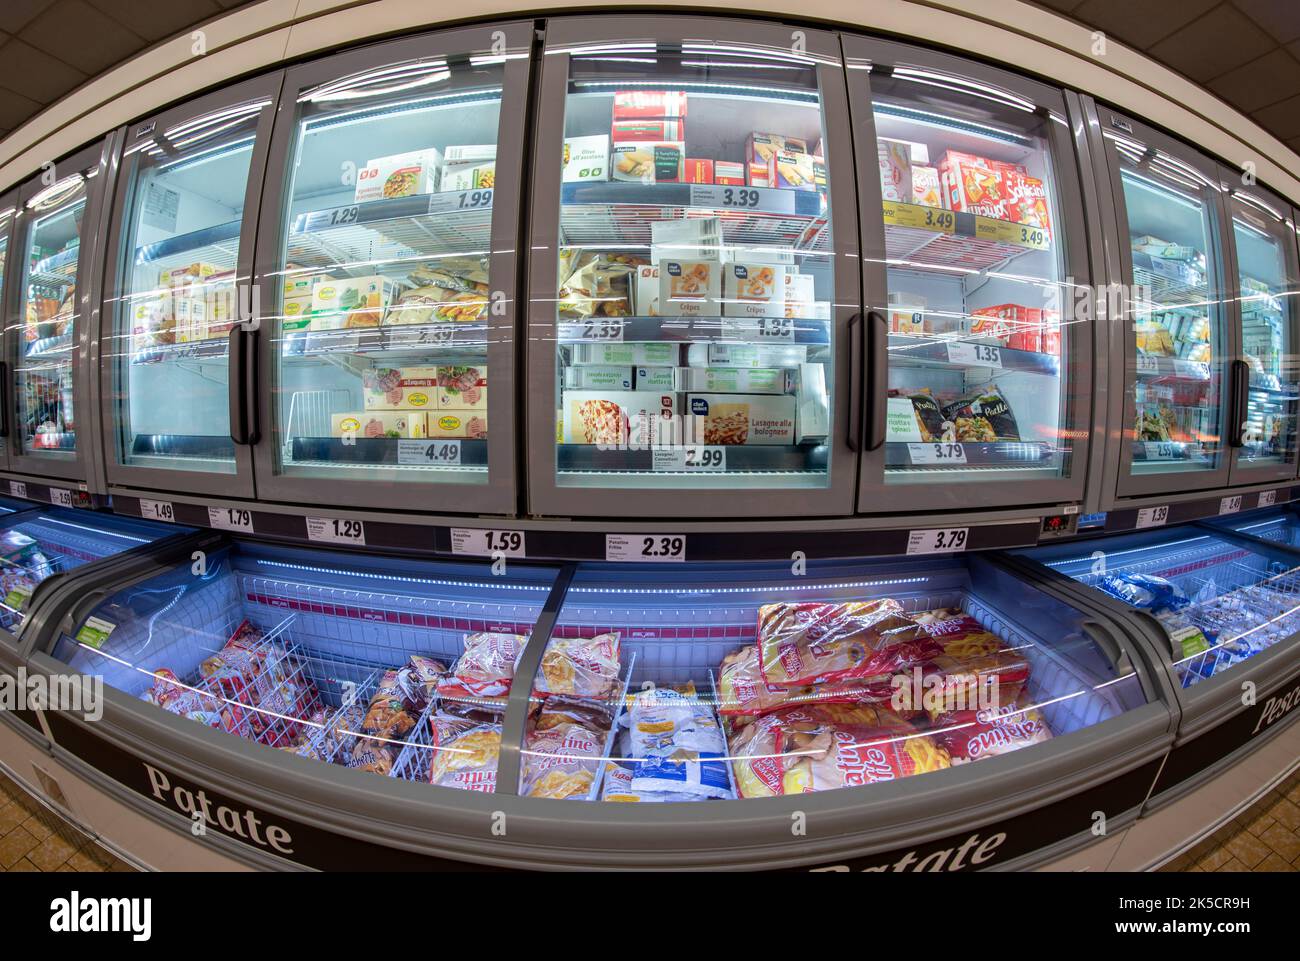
[0, 361, 8, 437]
[865, 310, 888, 451]
[846, 313, 862, 452]
[1229, 358, 1250, 448]
[228, 327, 260, 446]
[1082, 619, 1133, 675]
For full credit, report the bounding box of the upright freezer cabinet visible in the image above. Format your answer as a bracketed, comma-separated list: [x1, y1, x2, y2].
[1008, 521, 1300, 807]
[28, 546, 1174, 870]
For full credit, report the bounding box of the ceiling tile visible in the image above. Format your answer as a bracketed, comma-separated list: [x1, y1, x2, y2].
[1251, 91, 1300, 139]
[1070, 0, 1220, 50]
[1149, 5, 1277, 82]
[86, 0, 219, 43]
[0, 0, 57, 35]
[1208, 47, 1300, 112]
[0, 86, 42, 130]
[0, 38, 84, 103]
[19, 0, 145, 76]
[1232, 0, 1300, 43]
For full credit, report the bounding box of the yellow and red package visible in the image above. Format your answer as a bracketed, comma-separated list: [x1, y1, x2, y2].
[756, 599, 940, 689]
[436, 631, 525, 709]
[718, 643, 896, 720]
[535, 632, 622, 699]
[428, 714, 501, 793]
[729, 703, 949, 798]
[521, 720, 605, 799]
[927, 703, 1053, 762]
[198, 620, 271, 695]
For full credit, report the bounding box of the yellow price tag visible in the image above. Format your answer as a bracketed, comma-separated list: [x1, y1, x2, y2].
[974, 215, 1050, 250]
[883, 201, 956, 234]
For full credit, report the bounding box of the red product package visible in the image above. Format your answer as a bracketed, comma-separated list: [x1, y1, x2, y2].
[683, 158, 713, 184]
[611, 118, 686, 141]
[717, 643, 895, 720]
[1000, 166, 1052, 237]
[436, 631, 526, 707]
[756, 599, 940, 689]
[612, 90, 688, 119]
[928, 703, 1053, 762]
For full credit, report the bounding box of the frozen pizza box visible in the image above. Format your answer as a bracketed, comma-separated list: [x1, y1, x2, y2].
[564, 365, 635, 390]
[562, 390, 682, 446]
[355, 149, 443, 202]
[331, 411, 428, 439]
[685, 342, 807, 368]
[686, 393, 796, 445]
[571, 342, 679, 366]
[428, 410, 488, 439]
[674, 367, 788, 394]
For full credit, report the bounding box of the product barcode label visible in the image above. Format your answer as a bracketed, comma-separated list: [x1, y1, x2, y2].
[1219, 495, 1243, 516]
[398, 439, 461, 466]
[947, 342, 1002, 368]
[451, 528, 526, 558]
[907, 442, 966, 465]
[606, 533, 686, 562]
[49, 488, 73, 507]
[208, 506, 254, 532]
[651, 446, 726, 472]
[139, 499, 175, 523]
[1135, 506, 1169, 529]
[8, 482, 25, 499]
[1259, 490, 1278, 508]
[906, 528, 969, 555]
[306, 516, 366, 545]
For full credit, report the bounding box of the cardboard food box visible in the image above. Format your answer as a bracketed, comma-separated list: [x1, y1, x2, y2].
[283, 272, 333, 301]
[747, 132, 808, 166]
[611, 142, 684, 183]
[660, 259, 720, 316]
[794, 362, 830, 442]
[650, 217, 721, 262]
[888, 292, 926, 335]
[714, 161, 746, 186]
[723, 263, 787, 318]
[562, 390, 680, 446]
[159, 262, 217, 288]
[331, 411, 427, 438]
[674, 367, 787, 394]
[435, 365, 487, 410]
[355, 149, 443, 202]
[571, 342, 679, 366]
[441, 161, 495, 191]
[1000, 167, 1051, 235]
[611, 90, 688, 119]
[363, 366, 439, 410]
[282, 296, 313, 332]
[130, 296, 167, 353]
[634, 366, 676, 390]
[683, 158, 713, 184]
[562, 135, 610, 182]
[685, 343, 808, 368]
[911, 164, 942, 207]
[747, 161, 770, 188]
[768, 150, 816, 191]
[564, 365, 635, 390]
[878, 139, 912, 203]
[444, 144, 497, 164]
[611, 119, 686, 141]
[173, 297, 209, 343]
[686, 393, 796, 445]
[633, 264, 660, 316]
[310, 275, 398, 330]
[428, 410, 488, 439]
[784, 273, 815, 318]
[969, 305, 1014, 345]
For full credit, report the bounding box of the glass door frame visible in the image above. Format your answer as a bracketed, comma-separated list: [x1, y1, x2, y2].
[845, 35, 1095, 514]
[251, 23, 534, 515]
[525, 15, 862, 518]
[6, 138, 114, 484]
[0, 190, 20, 476]
[99, 74, 284, 500]
[1096, 107, 1237, 499]
[1216, 170, 1300, 485]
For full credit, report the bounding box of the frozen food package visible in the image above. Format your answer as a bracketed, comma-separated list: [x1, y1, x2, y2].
[717, 643, 896, 719]
[768, 150, 815, 190]
[436, 632, 526, 707]
[441, 161, 495, 191]
[941, 385, 1021, 441]
[729, 703, 948, 797]
[1095, 571, 1190, 613]
[140, 668, 222, 728]
[714, 160, 746, 185]
[558, 252, 644, 318]
[913, 647, 1032, 719]
[659, 259, 720, 316]
[533, 694, 617, 734]
[562, 134, 610, 182]
[904, 388, 947, 443]
[428, 715, 502, 793]
[561, 390, 680, 447]
[347, 740, 396, 776]
[362, 366, 437, 411]
[877, 139, 912, 203]
[928, 704, 1053, 763]
[535, 632, 622, 699]
[331, 411, 427, 439]
[522, 721, 605, 799]
[911, 164, 942, 207]
[354, 149, 442, 201]
[563, 365, 635, 390]
[612, 142, 684, 183]
[357, 668, 421, 742]
[436, 365, 487, 409]
[612, 90, 688, 119]
[723, 263, 787, 317]
[756, 599, 938, 688]
[686, 394, 796, 445]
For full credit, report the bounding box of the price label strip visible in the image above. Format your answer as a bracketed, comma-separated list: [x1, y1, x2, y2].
[139, 499, 175, 523]
[558, 319, 624, 342]
[49, 488, 73, 507]
[208, 506, 255, 532]
[689, 184, 793, 214]
[882, 201, 956, 234]
[606, 533, 686, 563]
[651, 446, 727, 472]
[722, 316, 794, 342]
[8, 481, 26, 499]
[907, 442, 967, 465]
[306, 516, 366, 546]
[1135, 505, 1169, 529]
[427, 188, 493, 215]
[1218, 495, 1243, 515]
[398, 439, 462, 466]
[906, 527, 969, 555]
[387, 323, 459, 349]
[1135, 354, 1159, 375]
[946, 341, 1002, 368]
[451, 528, 526, 558]
[974, 215, 1050, 250]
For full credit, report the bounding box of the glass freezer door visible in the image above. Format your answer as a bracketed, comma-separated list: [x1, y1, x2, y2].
[846, 38, 1092, 513]
[253, 25, 532, 513]
[0, 198, 15, 474]
[1223, 183, 1300, 482]
[526, 17, 860, 517]
[1100, 111, 1234, 496]
[101, 79, 279, 497]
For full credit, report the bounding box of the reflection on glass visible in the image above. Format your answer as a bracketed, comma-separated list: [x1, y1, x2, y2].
[1113, 139, 1227, 476]
[15, 175, 88, 457]
[52, 545, 555, 791]
[519, 559, 1144, 801]
[271, 55, 503, 484]
[551, 43, 835, 490]
[112, 100, 268, 473]
[1231, 195, 1298, 469]
[871, 71, 1072, 485]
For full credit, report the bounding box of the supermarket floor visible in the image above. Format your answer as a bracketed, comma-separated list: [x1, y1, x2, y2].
[0, 770, 135, 872]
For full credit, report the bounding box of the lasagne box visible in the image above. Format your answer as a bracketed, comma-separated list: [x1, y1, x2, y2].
[563, 365, 635, 390]
[332, 411, 427, 439]
[435, 365, 487, 410]
[611, 119, 686, 141]
[428, 410, 488, 439]
[311, 275, 398, 330]
[611, 90, 688, 119]
[363, 366, 439, 411]
[612, 142, 684, 183]
[570, 342, 679, 366]
[660, 259, 720, 317]
[685, 343, 807, 368]
[355, 149, 442, 202]
[674, 367, 787, 394]
[443, 144, 497, 164]
[784, 273, 815, 318]
[562, 390, 681, 446]
[723, 263, 787, 318]
[714, 160, 746, 185]
[686, 393, 796, 445]
[441, 161, 495, 191]
[633, 264, 660, 316]
[562, 135, 610, 182]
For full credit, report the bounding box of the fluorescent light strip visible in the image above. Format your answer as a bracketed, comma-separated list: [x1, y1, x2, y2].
[872, 102, 1032, 144]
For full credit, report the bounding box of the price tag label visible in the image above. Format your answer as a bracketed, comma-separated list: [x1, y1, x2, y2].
[1142, 441, 1180, 461]
[306, 516, 366, 545]
[1135, 505, 1169, 529]
[1173, 359, 1210, 379]
[49, 488, 73, 507]
[387, 324, 458, 349]
[9, 481, 26, 499]
[606, 533, 686, 563]
[558, 319, 624, 342]
[398, 439, 462, 466]
[208, 506, 254, 532]
[139, 499, 175, 523]
[1219, 495, 1243, 515]
[947, 341, 1002, 367]
[907, 442, 967, 465]
[882, 201, 955, 234]
[652, 446, 727, 472]
[451, 528, 526, 558]
[906, 528, 969, 555]
[1259, 490, 1278, 508]
[690, 184, 792, 213]
[314, 204, 359, 229]
[721, 316, 796, 342]
[1135, 354, 1159, 375]
[428, 188, 493, 215]
[973, 215, 1049, 250]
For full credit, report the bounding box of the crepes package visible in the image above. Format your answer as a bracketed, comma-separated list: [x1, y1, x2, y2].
[535, 632, 622, 699]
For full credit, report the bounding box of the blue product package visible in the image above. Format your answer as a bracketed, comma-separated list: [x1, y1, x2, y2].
[1097, 571, 1189, 613]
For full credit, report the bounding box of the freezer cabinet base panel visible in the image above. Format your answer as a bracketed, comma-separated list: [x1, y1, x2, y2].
[1109, 718, 1300, 871]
